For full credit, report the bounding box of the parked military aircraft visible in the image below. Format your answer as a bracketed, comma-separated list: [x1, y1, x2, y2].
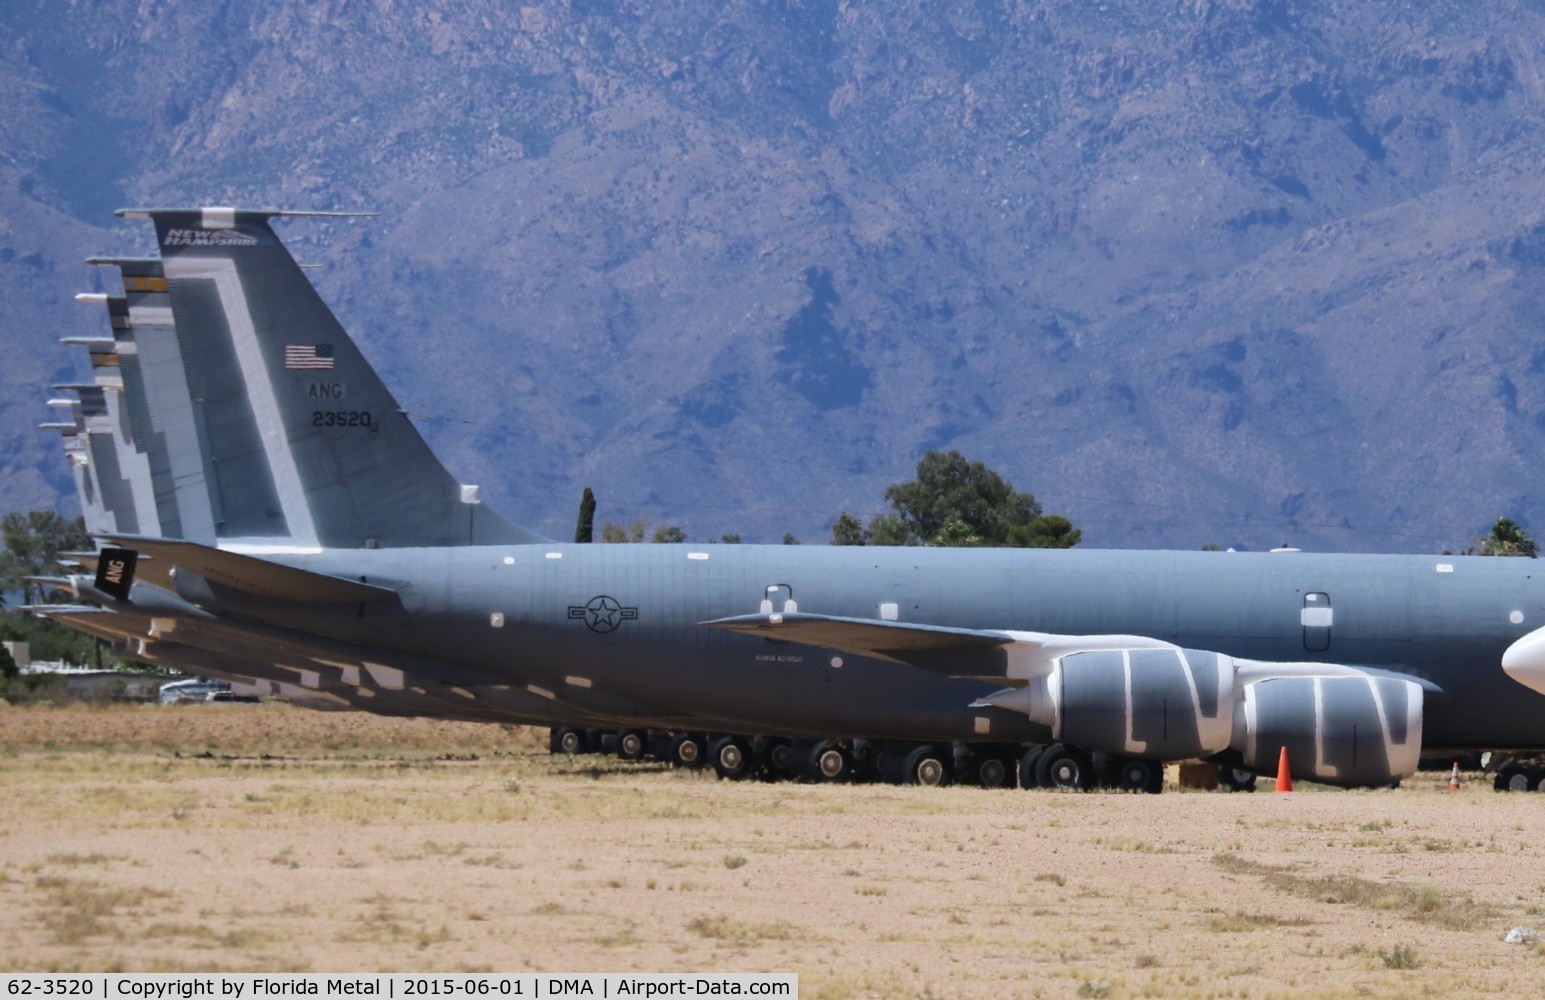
[36, 257, 783, 740]
[35, 207, 1545, 791]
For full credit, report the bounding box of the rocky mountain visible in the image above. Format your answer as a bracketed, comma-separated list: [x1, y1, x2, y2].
[3, 0, 1544, 552]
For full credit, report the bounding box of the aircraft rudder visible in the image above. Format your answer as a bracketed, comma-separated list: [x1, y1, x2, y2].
[116, 207, 544, 549]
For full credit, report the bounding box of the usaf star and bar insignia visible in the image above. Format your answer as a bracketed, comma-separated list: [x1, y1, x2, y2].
[568, 595, 639, 633]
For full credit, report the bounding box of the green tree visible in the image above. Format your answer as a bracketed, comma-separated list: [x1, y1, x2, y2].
[719, 533, 742, 544]
[574, 488, 596, 543]
[782, 532, 800, 545]
[929, 519, 983, 547]
[600, 517, 649, 543]
[0, 641, 15, 679]
[1480, 517, 1538, 557]
[598, 517, 688, 543]
[0, 511, 91, 603]
[651, 524, 688, 544]
[857, 450, 1075, 548]
[830, 513, 865, 546]
[0, 511, 131, 671]
[863, 513, 914, 546]
[0, 613, 104, 669]
[1006, 515, 1082, 549]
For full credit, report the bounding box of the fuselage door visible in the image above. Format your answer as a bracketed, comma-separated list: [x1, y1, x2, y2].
[1302, 592, 1333, 652]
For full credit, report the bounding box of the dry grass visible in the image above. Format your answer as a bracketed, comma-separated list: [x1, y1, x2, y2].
[0, 700, 546, 756]
[1211, 853, 1496, 930]
[1, 703, 1542, 997]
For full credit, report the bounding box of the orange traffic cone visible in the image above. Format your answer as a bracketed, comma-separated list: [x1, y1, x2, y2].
[1275, 745, 1293, 793]
[1448, 762, 1461, 791]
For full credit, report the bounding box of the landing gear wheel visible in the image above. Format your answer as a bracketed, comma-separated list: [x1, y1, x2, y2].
[903, 745, 952, 787]
[616, 730, 647, 761]
[668, 733, 705, 768]
[763, 739, 798, 781]
[1495, 767, 1532, 792]
[1036, 743, 1093, 791]
[710, 736, 752, 781]
[1018, 746, 1048, 789]
[1219, 765, 1258, 792]
[554, 728, 585, 755]
[972, 755, 1011, 789]
[1117, 758, 1161, 794]
[807, 741, 852, 782]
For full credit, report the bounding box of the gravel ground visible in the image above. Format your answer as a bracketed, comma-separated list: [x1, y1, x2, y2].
[0, 703, 1541, 998]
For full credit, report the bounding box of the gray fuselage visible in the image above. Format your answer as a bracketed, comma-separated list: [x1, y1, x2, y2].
[233, 543, 1545, 751]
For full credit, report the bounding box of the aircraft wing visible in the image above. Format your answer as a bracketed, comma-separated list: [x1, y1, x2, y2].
[96, 534, 397, 604]
[706, 612, 1448, 696]
[703, 612, 1017, 677]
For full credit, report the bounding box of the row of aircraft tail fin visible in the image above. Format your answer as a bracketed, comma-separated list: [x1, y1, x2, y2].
[32, 210, 563, 717]
[53, 209, 545, 561]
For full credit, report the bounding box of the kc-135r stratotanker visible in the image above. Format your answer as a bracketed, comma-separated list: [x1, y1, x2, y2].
[35, 207, 1545, 790]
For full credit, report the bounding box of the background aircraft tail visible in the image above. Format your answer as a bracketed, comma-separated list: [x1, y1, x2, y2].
[114, 208, 544, 550]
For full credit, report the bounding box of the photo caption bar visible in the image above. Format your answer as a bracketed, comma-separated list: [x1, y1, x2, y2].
[1, 975, 797, 1000]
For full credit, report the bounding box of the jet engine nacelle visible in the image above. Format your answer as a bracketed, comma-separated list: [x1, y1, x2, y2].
[1000, 645, 1426, 787]
[1032, 647, 1238, 760]
[1232, 675, 1423, 787]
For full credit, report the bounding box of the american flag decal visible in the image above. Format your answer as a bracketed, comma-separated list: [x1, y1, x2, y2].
[285, 344, 335, 370]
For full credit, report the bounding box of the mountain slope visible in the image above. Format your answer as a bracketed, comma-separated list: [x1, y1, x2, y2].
[3, 0, 1544, 552]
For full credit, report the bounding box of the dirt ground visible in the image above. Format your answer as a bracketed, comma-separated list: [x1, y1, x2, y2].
[0, 703, 1541, 999]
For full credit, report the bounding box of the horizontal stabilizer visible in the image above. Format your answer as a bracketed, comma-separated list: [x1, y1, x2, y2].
[97, 534, 396, 604]
[58, 550, 120, 575]
[24, 575, 76, 593]
[704, 612, 1015, 674]
[21, 604, 108, 616]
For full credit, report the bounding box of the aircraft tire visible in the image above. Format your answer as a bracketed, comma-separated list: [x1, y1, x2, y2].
[668, 733, 705, 768]
[555, 727, 585, 755]
[1037, 743, 1093, 792]
[806, 741, 852, 783]
[710, 736, 753, 781]
[1018, 746, 1047, 789]
[969, 754, 1012, 789]
[902, 745, 951, 787]
[616, 730, 647, 761]
[1218, 766, 1258, 792]
[1494, 767, 1531, 792]
[762, 739, 798, 781]
[1531, 769, 1545, 792]
[1116, 757, 1161, 794]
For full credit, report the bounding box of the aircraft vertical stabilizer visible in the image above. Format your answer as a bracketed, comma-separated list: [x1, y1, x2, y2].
[90, 258, 219, 543]
[115, 207, 546, 550]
